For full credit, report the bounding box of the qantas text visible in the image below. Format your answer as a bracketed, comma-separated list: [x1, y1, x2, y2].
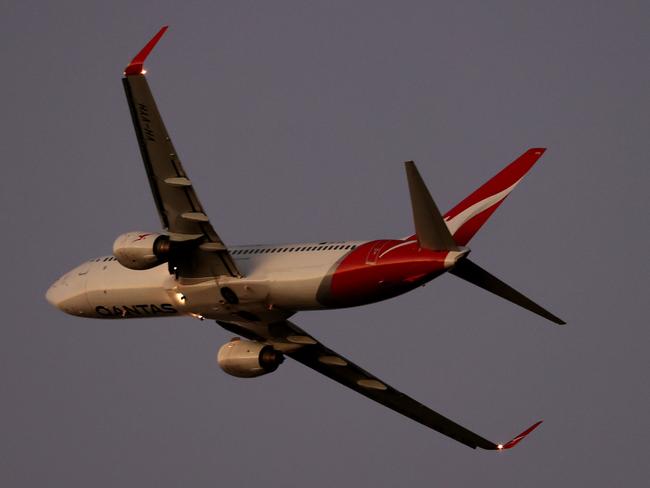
[95, 303, 178, 317]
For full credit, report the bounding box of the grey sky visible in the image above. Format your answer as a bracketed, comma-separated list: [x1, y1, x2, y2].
[1, 1, 648, 486]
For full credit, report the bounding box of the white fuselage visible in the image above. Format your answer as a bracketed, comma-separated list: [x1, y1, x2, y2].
[46, 241, 366, 322]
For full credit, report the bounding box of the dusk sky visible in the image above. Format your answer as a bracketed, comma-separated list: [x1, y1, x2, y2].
[2, 1, 648, 486]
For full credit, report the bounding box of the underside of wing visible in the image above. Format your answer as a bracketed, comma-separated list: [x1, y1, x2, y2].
[217, 318, 541, 450]
[122, 27, 240, 279]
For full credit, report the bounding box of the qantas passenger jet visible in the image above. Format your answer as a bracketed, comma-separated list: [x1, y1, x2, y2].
[46, 27, 564, 450]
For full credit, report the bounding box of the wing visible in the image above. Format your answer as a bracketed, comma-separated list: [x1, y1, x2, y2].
[217, 318, 542, 450]
[122, 27, 241, 279]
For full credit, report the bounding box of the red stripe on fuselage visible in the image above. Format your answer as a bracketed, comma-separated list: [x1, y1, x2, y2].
[320, 240, 451, 307]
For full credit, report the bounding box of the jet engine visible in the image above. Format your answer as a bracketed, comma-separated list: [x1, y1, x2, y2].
[113, 232, 170, 270]
[217, 338, 284, 378]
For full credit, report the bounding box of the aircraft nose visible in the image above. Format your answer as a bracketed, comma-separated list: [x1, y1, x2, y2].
[45, 265, 91, 316]
[45, 281, 61, 307]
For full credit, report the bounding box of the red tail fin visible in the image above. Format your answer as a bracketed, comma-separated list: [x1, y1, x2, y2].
[444, 148, 546, 246]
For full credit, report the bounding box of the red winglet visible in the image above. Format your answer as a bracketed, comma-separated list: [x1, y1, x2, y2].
[497, 420, 543, 450]
[124, 25, 169, 76]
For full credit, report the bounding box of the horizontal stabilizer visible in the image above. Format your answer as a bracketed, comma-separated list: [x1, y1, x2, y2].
[405, 161, 458, 251]
[451, 258, 565, 325]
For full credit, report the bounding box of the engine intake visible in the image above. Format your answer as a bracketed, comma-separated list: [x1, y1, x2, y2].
[217, 338, 284, 378]
[113, 231, 170, 270]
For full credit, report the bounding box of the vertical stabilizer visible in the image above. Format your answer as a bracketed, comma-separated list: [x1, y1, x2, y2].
[444, 148, 546, 246]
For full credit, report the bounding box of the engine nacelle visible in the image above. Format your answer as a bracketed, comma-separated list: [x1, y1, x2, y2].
[113, 231, 170, 270]
[217, 338, 284, 378]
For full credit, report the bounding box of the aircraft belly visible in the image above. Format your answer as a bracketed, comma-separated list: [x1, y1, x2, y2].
[85, 261, 181, 318]
[266, 272, 324, 310]
[231, 252, 345, 310]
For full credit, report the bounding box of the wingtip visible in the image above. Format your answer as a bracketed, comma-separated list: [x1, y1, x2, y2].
[124, 25, 169, 76]
[496, 420, 543, 451]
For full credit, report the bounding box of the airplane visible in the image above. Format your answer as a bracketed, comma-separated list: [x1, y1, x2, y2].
[46, 26, 564, 451]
